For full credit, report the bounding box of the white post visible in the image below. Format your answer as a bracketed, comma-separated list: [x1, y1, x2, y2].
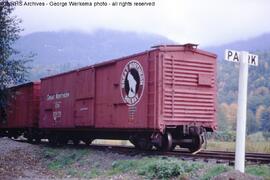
[235, 51, 249, 173]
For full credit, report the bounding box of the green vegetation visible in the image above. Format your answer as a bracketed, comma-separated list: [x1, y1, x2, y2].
[42, 148, 205, 179]
[109, 157, 203, 179]
[137, 159, 202, 179]
[138, 160, 183, 179]
[109, 160, 138, 175]
[87, 167, 102, 178]
[195, 164, 270, 180]
[0, 1, 32, 122]
[246, 165, 270, 179]
[41, 146, 105, 178]
[211, 130, 236, 141]
[40, 146, 270, 179]
[42, 147, 89, 171]
[207, 139, 270, 153]
[213, 51, 270, 154]
[201, 165, 232, 180]
[217, 50, 270, 136]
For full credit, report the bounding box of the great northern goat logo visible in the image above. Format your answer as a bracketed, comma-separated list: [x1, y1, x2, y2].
[120, 60, 145, 106]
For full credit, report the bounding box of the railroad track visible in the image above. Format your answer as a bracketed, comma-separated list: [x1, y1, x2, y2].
[11, 138, 270, 165]
[190, 150, 270, 164]
[168, 149, 270, 165]
[88, 144, 270, 165]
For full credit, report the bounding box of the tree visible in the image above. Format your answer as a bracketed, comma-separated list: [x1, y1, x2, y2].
[247, 110, 257, 134]
[255, 105, 265, 127]
[218, 104, 229, 131]
[261, 107, 270, 140]
[228, 103, 237, 130]
[261, 107, 270, 131]
[0, 1, 30, 121]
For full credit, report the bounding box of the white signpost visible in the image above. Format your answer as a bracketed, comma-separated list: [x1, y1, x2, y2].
[224, 49, 258, 173]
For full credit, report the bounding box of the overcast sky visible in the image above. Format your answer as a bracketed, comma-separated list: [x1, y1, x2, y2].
[14, 0, 270, 46]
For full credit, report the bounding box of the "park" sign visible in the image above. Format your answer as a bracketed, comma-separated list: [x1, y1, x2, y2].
[225, 49, 258, 66]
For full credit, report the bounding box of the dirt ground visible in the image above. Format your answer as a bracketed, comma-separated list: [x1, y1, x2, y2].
[0, 137, 142, 180]
[0, 137, 267, 180]
[213, 170, 264, 180]
[0, 137, 52, 179]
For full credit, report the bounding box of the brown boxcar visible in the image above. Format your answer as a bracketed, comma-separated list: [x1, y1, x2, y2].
[40, 44, 217, 151]
[0, 82, 41, 142]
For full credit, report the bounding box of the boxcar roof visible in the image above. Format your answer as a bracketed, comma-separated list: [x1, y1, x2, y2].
[9, 81, 40, 90]
[41, 44, 217, 80]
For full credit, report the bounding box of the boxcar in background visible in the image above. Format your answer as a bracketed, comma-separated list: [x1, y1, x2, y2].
[40, 44, 217, 151]
[0, 82, 41, 142]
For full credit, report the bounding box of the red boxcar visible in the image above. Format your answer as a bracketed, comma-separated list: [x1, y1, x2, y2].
[0, 82, 40, 142]
[40, 44, 217, 151]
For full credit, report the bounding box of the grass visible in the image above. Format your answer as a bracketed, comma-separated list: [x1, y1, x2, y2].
[42, 147, 89, 172]
[109, 158, 270, 180]
[246, 165, 270, 179]
[41, 146, 105, 178]
[200, 165, 232, 180]
[48, 149, 88, 170]
[207, 131, 270, 153]
[207, 139, 270, 153]
[109, 159, 139, 175]
[109, 157, 203, 179]
[195, 164, 270, 180]
[40, 145, 270, 179]
[81, 168, 102, 178]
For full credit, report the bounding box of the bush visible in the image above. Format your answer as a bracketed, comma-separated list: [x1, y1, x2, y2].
[138, 160, 183, 179]
[110, 158, 203, 179]
[263, 131, 270, 140]
[141, 158, 202, 179]
[212, 130, 236, 141]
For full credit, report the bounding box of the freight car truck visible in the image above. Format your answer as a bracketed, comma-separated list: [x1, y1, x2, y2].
[39, 44, 217, 152]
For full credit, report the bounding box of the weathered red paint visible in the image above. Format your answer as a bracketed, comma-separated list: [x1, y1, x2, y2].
[40, 45, 217, 132]
[0, 82, 40, 128]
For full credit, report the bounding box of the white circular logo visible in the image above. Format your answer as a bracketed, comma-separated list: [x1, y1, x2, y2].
[120, 60, 145, 106]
